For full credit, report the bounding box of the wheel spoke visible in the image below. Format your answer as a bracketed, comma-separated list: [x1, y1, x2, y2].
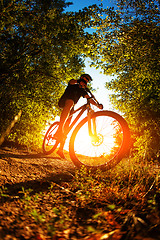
[43, 122, 59, 154]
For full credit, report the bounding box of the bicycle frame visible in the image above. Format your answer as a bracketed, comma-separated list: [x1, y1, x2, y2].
[60, 101, 98, 145]
[61, 88, 100, 145]
[43, 90, 130, 169]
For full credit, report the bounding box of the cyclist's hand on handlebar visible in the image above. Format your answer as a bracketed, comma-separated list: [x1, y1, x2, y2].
[98, 103, 103, 109]
[77, 79, 81, 84]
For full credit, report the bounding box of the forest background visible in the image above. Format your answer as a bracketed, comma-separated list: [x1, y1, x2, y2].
[0, 0, 160, 160]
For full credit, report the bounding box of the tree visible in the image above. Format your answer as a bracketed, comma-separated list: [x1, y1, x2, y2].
[90, 0, 160, 159]
[0, 0, 102, 148]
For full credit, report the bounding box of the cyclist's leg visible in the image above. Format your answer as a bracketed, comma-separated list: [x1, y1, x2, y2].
[55, 99, 74, 140]
[57, 141, 66, 158]
[59, 99, 74, 133]
[63, 106, 74, 135]
[56, 100, 74, 158]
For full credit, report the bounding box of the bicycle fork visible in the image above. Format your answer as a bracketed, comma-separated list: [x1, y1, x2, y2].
[87, 108, 104, 146]
[87, 109, 98, 143]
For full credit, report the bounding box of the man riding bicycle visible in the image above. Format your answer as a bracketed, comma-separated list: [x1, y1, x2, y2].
[56, 73, 103, 158]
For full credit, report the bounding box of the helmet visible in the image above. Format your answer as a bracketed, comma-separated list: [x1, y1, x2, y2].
[80, 74, 93, 83]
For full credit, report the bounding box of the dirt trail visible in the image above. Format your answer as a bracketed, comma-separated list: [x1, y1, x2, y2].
[0, 146, 160, 240]
[0, 146, 76, 194]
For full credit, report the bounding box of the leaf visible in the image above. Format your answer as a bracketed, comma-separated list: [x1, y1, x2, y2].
[86, 230, 123, 240]
[93, 212, 103, 219]
[35, 234, 46, 240]
[107, 204, 116, 210]
[103, 211, 120, 228]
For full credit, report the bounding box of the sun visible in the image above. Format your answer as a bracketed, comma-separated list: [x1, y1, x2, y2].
[74, 125, 116, 156]
[63, 115, 124, 166]
[63, 120, 117, 157]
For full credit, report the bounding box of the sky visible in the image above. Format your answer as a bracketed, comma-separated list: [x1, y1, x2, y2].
[66, 0, 116, 11]
[65, 0, 117, 110]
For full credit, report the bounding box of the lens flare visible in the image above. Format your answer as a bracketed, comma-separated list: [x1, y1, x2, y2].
[71, 115, 124, 166]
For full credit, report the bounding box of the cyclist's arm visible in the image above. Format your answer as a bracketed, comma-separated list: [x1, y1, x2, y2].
[69, 79, 78, 85]
[84, 94, 103, 109]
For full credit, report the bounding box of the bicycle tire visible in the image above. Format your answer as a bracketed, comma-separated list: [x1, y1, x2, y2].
[42, 122, 60, 155]
[69, 111, 130, 170]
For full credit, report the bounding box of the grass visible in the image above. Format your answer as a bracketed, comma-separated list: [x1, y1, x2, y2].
[0, 157, 159, 239]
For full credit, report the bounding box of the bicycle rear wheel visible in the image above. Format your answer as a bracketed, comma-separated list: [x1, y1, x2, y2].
[69, 111, 130, 170]
[42, 122, 59, 155]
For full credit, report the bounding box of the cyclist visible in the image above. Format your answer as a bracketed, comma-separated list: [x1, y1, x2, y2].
[56, 73, 103, 158]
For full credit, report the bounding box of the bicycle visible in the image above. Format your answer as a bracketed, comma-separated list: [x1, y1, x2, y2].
[42, 90, 130, 170]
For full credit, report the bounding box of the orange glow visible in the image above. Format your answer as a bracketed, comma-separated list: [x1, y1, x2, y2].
[68, 115, 124, 166]
[43, 114, 124, 167]
[73, 123, 116, 156]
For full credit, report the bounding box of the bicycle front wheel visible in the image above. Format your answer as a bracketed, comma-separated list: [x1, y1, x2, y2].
[42, 122, 59, 155]
[69, 111, 130, 170]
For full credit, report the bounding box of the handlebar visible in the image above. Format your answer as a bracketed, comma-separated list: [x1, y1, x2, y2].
[85, 88, 99, 104]
[85, 87, 103, 109]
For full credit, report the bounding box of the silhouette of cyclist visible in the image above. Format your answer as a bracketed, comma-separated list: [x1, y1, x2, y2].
[56, 73, 103, 158]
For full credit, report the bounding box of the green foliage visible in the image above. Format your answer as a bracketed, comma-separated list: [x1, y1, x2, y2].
[1, 0, 159, 158]
[0, 186, 8, 198]
[90, 0, 160, 159]
[72, 159, 159, 205]
[0, 0, 103, 147]
[31, 209, 46, 223]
